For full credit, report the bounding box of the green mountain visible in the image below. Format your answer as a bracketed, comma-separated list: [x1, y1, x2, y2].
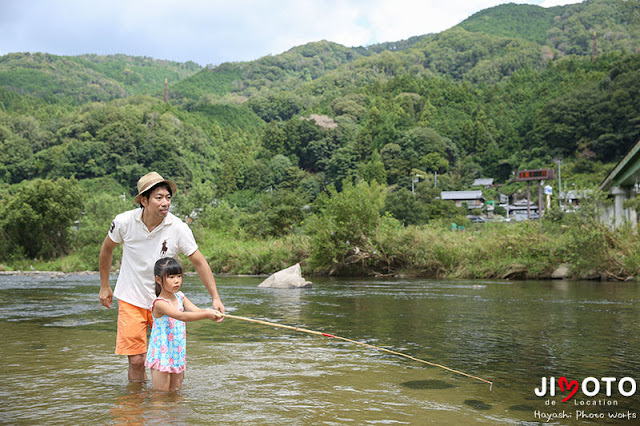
[459, 3, 556, 43]
[170, 41, 370, 101]
[171, 36, 436, 102]
[460, 0, 640, 55]
[1, 0, 639, 195]
[0, 52, 200, 104]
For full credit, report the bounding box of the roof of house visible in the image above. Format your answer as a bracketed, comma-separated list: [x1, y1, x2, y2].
[510, 200, 538, 210]
[560, 189, 592, 199]
[472, 178, 494, 186]
[440, 190, 484, 200]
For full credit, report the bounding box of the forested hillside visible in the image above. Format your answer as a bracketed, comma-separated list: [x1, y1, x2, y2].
[2, 0, 640, 277]
[0, 53, 201, 104]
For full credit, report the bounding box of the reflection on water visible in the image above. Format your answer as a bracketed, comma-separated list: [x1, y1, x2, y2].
[111, 383, 189, 425]
[2, 273, 640, 424]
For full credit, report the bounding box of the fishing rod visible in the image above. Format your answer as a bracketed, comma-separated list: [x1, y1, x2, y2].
[214, 310, 493, 389]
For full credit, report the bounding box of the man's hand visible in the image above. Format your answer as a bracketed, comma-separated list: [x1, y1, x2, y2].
[212, 298, 225, 323]
[99, 236, 117, 309]
[100, 286, 113, 309]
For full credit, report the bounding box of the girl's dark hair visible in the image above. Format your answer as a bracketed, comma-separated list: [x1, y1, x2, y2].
[154, 257, 183, 296]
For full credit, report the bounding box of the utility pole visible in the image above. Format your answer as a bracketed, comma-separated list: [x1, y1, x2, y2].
[555, 159, 562, 210]
[412, 175, 420, 195]
[164, 78, 169, 103]
[592, 31, 598, 62]
[527, 181, 531, 220]
[538, 180, 543, 220]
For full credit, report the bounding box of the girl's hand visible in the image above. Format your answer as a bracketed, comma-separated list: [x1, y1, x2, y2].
[206, 308, 223, 321]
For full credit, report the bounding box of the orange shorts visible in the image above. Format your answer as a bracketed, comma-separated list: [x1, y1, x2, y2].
[115, 300, 154, 356]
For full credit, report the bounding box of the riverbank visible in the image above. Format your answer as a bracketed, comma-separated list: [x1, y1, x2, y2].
[3, 220, 639, 282]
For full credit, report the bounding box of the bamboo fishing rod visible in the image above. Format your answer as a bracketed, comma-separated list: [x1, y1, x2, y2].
[214, 310, 493, 389]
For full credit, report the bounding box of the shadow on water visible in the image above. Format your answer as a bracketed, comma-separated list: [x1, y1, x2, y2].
[400, 379, 457, 390]
[508, 404, 536, 411]
[464, 399, 493, 411]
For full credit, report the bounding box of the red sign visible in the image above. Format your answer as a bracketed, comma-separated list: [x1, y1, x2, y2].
[515, 169, 555, 181]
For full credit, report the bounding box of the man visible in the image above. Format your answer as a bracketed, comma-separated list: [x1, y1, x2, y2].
[99, 171, 225, 382]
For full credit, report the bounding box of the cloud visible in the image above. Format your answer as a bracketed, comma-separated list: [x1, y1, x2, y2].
[0, 0, 584, 65]
[355, 0, 535, 45]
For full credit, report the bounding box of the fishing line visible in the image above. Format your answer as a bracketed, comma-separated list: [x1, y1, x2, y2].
[214, 310, 493, 389]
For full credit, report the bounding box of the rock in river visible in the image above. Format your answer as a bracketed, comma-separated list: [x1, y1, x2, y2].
[258, 263, 312, 289]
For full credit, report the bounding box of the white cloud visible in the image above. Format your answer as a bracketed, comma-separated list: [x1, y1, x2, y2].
[0, 0, 585, 65]
[355, 0, 536, 45]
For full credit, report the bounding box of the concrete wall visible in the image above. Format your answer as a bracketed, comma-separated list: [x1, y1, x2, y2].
[601, 186, 638, 228]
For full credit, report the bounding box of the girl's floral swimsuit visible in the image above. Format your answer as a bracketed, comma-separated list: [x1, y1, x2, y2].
[145, 291, 187, 373]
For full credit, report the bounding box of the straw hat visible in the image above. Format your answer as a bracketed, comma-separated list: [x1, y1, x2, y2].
[133, 172, 178, 205]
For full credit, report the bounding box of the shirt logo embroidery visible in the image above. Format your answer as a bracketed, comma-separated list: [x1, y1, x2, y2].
[161, 239, 168, 256]
[110, 221, 116, 233]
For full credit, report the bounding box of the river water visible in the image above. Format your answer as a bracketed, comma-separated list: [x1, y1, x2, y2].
[2, 273, 640, 425]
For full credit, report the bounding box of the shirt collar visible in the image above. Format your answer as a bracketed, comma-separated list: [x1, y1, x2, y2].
[134, 208, 174, 227]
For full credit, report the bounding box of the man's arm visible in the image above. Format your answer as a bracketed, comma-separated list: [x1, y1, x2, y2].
[99, 235, 118, 309]
[188, 249, 225, 321]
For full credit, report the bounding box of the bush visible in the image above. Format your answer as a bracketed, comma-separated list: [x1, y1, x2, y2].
[239, 190, 308, 237]
[195, 229, 310, 275]
[1, 178, 83, 259]
[70, 191, 130, 269]
[306, 180, 385, 272]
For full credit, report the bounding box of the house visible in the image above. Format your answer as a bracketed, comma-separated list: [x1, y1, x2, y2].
[560, 189, 589, 210]
[440, 190, 484, 210]
[509, 199, 539, 221]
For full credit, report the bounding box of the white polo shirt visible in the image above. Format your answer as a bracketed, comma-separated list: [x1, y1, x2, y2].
[108, 208, 199, 309]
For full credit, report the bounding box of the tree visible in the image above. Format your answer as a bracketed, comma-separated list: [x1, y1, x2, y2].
[358, 150, 387, 184]
[262, 121, 287, 155]
[1, 178, 83, 259]
[240, 189, 307, 237]
[381, 143, 410, 184]
[399, 127, 459, 169]
[383, 187, 426, 225]
[420, 152, 449, 174]
[325, 145, 357, 190]
[247, 93, 302, 122]
[283, 118, 326, 170]
[270, 154, 293, 187]
[0, 129, 35, 183]
[307, 180, 386, 269]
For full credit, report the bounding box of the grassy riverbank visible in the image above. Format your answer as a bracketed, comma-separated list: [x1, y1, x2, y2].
[298, 218, 640, 281]
[4, 220, 639, 281]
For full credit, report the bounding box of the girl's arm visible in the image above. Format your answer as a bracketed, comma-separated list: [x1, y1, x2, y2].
[153, 299, 221, 322]
[182, 294, 204, 313]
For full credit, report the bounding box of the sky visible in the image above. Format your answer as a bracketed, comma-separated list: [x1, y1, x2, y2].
[1, 0, 583, 66]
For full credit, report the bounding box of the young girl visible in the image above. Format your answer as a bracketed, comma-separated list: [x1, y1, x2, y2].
[145, 257, 221, 391]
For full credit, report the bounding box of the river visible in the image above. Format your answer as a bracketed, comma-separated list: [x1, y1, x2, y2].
[2, 273, 640, 424]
